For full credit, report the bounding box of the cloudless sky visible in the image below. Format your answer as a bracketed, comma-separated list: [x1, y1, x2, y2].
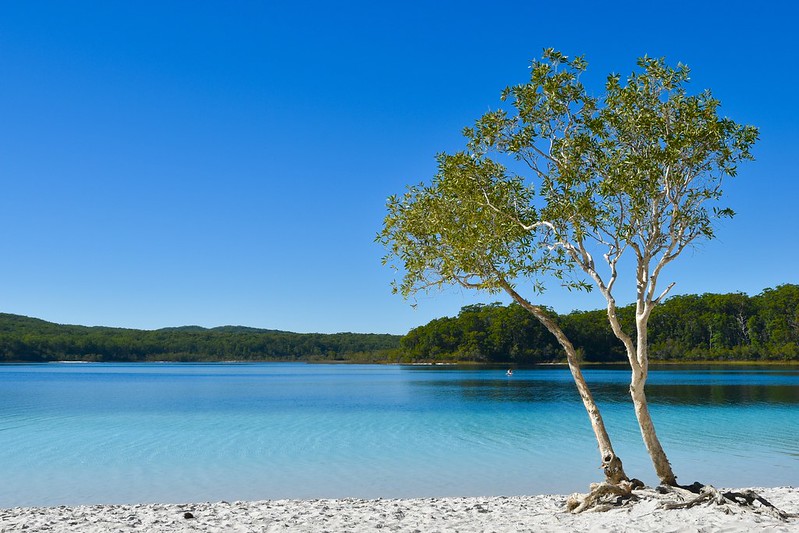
[1, 1, 797, 334]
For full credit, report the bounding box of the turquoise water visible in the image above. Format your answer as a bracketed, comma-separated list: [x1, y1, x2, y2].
[0, 363, 797, 507]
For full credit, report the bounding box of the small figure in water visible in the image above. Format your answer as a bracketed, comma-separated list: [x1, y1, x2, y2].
[506, 369, 513, 377]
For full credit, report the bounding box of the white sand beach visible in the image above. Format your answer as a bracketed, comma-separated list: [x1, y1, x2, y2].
[1, 487, 796, 533]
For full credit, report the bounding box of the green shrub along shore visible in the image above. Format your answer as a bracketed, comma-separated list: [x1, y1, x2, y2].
[1, 284, 797, 364]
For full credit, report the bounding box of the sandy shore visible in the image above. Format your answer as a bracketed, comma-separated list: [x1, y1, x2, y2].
[1, 487, 796, 532]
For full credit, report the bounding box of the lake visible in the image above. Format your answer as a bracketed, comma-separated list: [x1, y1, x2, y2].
[0, 363, 797, 507]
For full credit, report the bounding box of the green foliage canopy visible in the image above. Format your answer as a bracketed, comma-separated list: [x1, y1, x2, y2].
[381, 50, 758, 316]
[379, 151, 569, 298]
[464, 51, 758, 306]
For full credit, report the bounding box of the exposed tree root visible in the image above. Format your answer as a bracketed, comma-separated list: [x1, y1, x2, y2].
[566, 479, 644, 514]
[657, 482, 796, 521]
[566, 480, 795, 520]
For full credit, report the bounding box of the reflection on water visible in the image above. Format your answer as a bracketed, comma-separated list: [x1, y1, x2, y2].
[416, 379, 799, 405]
[414, 379, 582, 403]
[648, 383, 799, 405]
[409, 365, 799, 405]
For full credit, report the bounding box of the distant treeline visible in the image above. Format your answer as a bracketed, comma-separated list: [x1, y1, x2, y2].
[0, 315, 401, 362]
[400, 285, 799, 363]
[2, 284, 797, 364]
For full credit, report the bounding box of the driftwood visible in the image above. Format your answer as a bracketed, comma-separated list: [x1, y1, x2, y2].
[567, 480, 795, 520]
[566, 479, 644, 513]
[657, 482, 794, 521]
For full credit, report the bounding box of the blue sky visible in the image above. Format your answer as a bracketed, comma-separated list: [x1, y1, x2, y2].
[1, 1, 797, 334]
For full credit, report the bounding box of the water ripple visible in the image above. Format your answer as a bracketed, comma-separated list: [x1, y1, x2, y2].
[1, 363, 797, 506]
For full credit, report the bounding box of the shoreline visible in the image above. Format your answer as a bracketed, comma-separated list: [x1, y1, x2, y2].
[4, 359, 798, 366]
[2, 487, 796, 532]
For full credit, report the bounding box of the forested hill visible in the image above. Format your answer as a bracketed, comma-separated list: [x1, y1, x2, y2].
[2, 284, 797, 364]
[400, 284, 799, 363]
[0, 314, 401, 362]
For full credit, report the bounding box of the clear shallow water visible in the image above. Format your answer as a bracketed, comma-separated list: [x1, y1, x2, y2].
[0, 363, 797, 507]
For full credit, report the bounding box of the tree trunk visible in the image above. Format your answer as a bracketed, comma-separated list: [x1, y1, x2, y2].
[563, 333, 627, 485]
[630, 368, 677, 486]
[498, 280, 628, 484]
[633, 308, 678, 486]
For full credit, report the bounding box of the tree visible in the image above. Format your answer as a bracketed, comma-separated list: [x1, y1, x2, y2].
[750, 284, 799, 356]
[461, 50, 758, 485]
[379, 146, 630, 485]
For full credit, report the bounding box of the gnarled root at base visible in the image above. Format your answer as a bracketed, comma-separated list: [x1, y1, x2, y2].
[566, 453, 643, 513]
[658, 482, 796, 521]
[566, 481, 795, 519]
[602, 453, 628, 485]
[566, 478, 645, 513]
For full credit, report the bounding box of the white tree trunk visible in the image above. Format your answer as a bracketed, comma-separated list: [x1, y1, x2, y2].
[632, 305, 677, 486]
[592, 278, 678, 487]
[499, 280, 628, 484]
[630, 367, 677, 486]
